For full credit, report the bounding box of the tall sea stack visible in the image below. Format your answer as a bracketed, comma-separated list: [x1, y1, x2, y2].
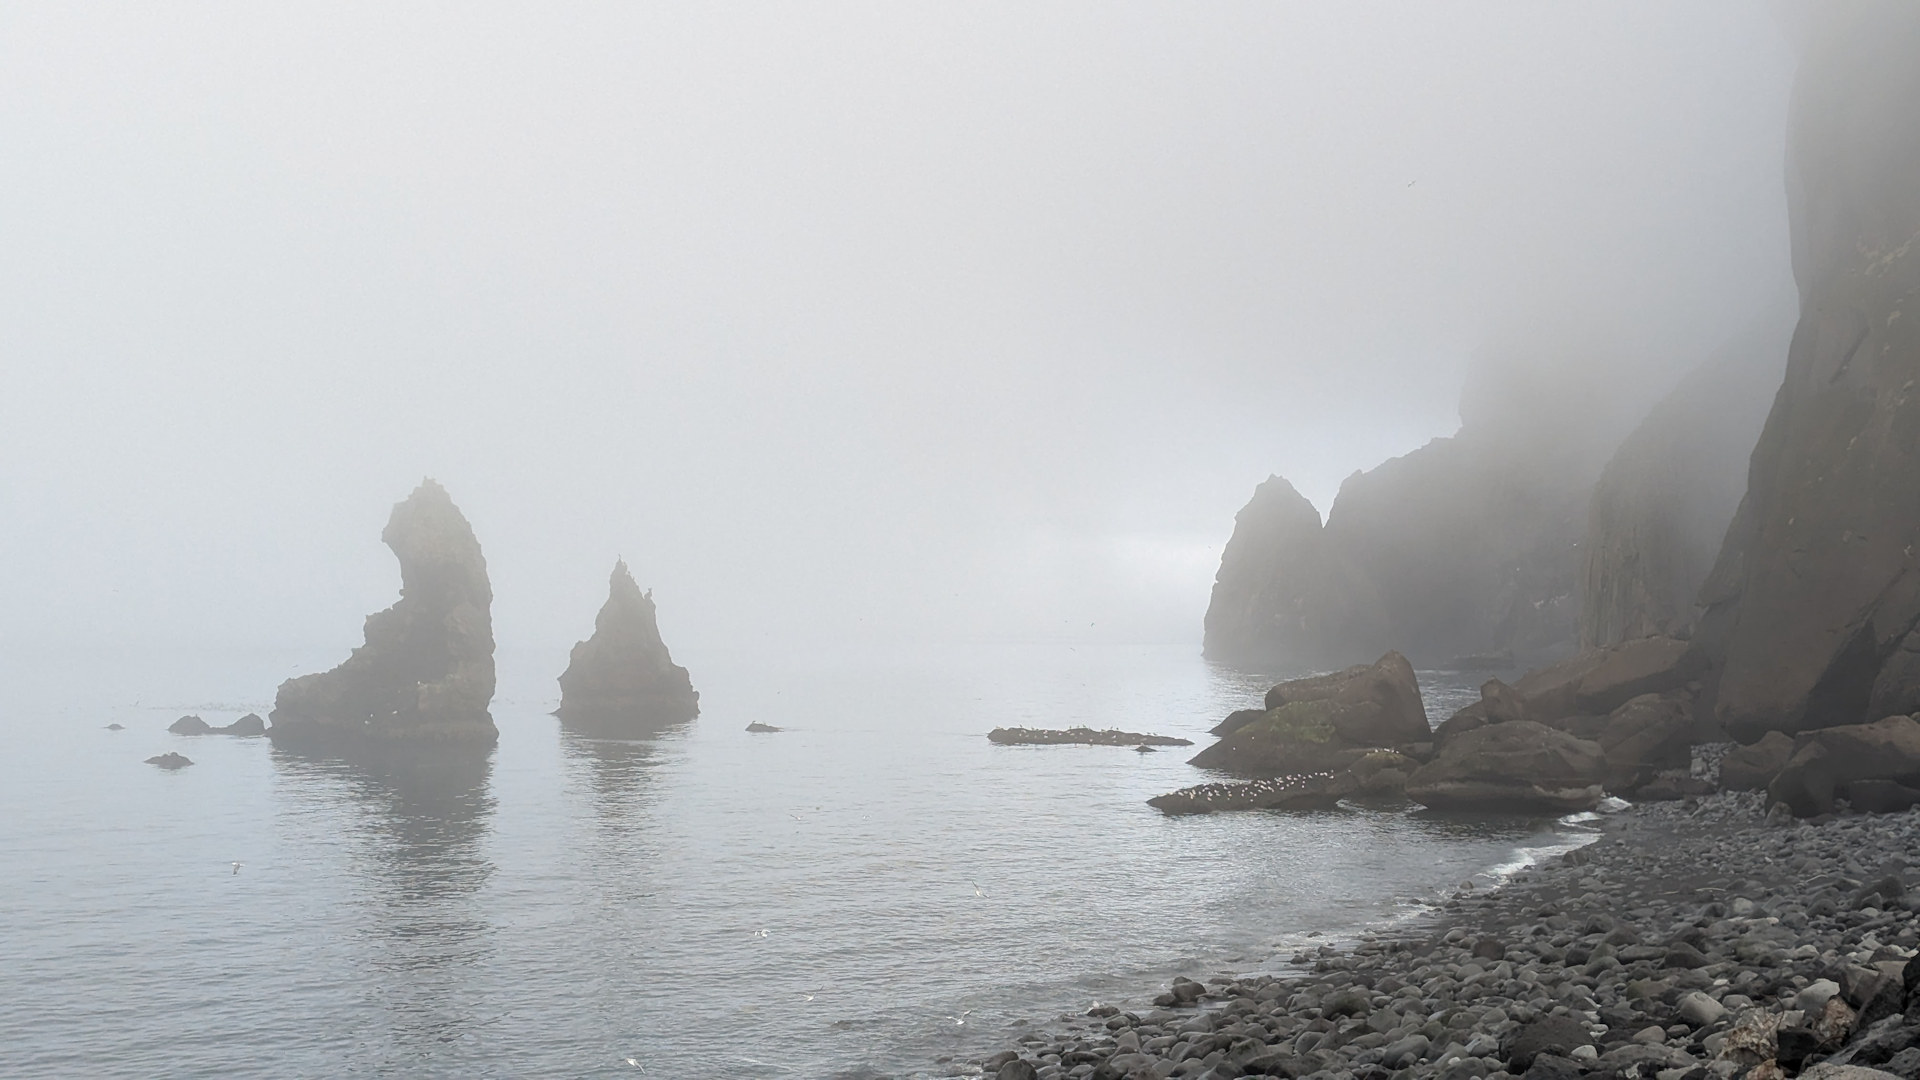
[556, 560, 699, 736]
[1699, 0, 1920, 741]
[268, 479, 498, 748]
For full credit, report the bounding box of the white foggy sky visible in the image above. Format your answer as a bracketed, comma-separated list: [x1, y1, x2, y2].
[0, 3, 1797, 662]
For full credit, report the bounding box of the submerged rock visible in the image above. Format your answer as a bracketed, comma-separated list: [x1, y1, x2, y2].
[987, 727, 1191, 747]
[1405, 720, 1606, 813]
[268, 479, 498, 749]
[556, 560, 699, 737]
[145, 752, 193, 769]
[1189, 652, 1429, 777]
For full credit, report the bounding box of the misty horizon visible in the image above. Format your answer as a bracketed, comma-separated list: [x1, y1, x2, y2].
[2, 4, 1798, 659]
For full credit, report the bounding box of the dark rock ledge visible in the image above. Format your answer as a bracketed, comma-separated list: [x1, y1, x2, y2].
[989, 728, 1195, 747]
[945, 795, 1920, 1080]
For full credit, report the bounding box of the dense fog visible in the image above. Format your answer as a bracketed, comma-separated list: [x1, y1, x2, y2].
[0, 3, 1798, 662]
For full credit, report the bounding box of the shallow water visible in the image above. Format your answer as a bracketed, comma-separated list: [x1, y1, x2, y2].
[0, 642, 1576, 1078]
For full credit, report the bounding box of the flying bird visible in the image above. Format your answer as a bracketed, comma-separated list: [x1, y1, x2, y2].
[624, 1058, 647, 1072]
[231, 862, 243, 875]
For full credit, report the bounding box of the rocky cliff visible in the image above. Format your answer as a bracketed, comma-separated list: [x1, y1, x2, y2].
[1698, 1, 1920, 741]
[556, 560, 699, 736]
[1578, 315, 1792, 648]
[269, 480, 498, 748]
[1204, 362, 1633, 670]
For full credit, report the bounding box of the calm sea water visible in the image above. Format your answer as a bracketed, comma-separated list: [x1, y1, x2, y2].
[0, 641, 1583, 1079]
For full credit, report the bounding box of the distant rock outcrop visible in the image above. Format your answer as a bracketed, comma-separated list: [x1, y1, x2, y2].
[556, 560, 699, 736]
[170, 712, 266, 736]
[146, 752, 193, 769]
[1578, 317, 1792, 649]
[987, 727, 1192, 747]
[268, 480, 498, 748]
[1204, 362, 1640, 670]
[1696, 3, 1920, 741]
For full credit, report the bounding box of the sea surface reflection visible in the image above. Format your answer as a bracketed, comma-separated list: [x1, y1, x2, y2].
[0, 642, 1583, 1079]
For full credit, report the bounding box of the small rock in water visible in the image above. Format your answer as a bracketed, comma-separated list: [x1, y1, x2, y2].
[745, 722, 783, 733]
[105, 723, 124, 731]
[168, 715, 212, 735]
[1134, 744, 1157, 753]
[145, 752, 193, 769]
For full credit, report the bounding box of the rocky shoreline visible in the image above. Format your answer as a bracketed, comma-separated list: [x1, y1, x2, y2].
[946, 794, 1920, 1080]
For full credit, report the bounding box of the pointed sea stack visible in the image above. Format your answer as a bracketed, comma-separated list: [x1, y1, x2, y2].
[268, 479, 498, 749]
[556, 561, 699, 736]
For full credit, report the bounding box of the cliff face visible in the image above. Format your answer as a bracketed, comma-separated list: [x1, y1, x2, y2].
[1204, 364, 1629, 670]
[269, 480, 498, 747]
[1700, 0, 1920, 740]
[556, 560, 699, 735]
[1579, 316, 1791, 648]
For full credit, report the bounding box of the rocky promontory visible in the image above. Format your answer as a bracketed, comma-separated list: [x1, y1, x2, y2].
[1203, 360, 1647, 671]
[268, 480, 498, 749]
[556, 560, 699, 737]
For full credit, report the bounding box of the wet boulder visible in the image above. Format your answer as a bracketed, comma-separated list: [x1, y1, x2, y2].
[1405, 720, 1607, 814]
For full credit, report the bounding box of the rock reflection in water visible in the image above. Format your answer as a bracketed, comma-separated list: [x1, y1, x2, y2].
[559, 721, 687, 829]
[271, 745, 497, 1058]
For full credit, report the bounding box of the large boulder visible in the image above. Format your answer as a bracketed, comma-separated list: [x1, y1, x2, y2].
[1596, 692, 1696, 790]
[1512, 636, 1699, 722]
[1190, 652, 1429, 777]
[1768, 715, 1920, 817]
[1721, 731, 1796, 791]
[1433, 678, 1528, 747]
[268, 480, 498, 748]
[1405, 720, 1607, 813]
[1696, 3, 1920, 742]
[556, 560, 700, 737]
